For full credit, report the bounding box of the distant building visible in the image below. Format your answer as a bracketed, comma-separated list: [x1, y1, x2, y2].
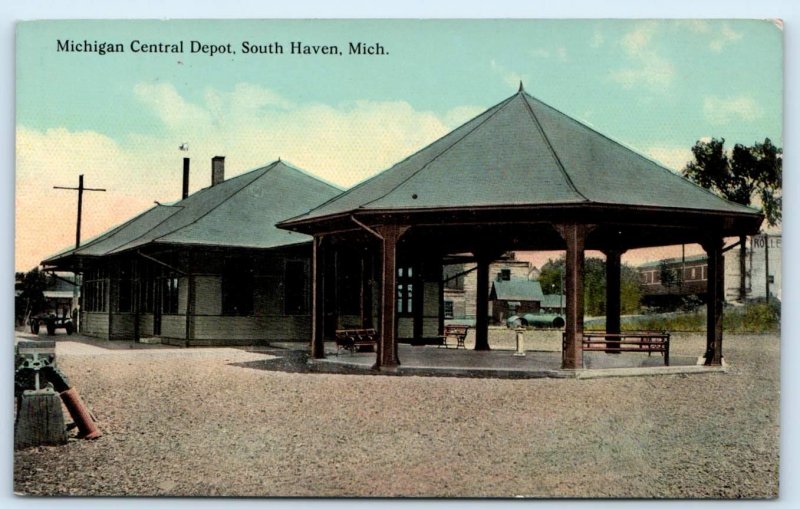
[15, 272, 80, 325]
[638, 254, 709, 307]
[489, 278, 544, 323]
[540, 294, 565, 314]
[443, 257, 537, 322]
[638, 233, 782, 306]
[726, 233, 782, 302]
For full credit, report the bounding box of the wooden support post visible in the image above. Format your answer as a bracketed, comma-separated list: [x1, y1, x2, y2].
[474, 255, 491, 351]
[412, 259, 424, 341]
[311, 235, 326, 359]
[604, 249, 622, 352]
[702, 237, 725, 365]
[438, 256, 445, 337]
[185, 274, 195, 343]
[738, 234, 747, 303]
[555, 224, 592, 369]
[375, 225, 408, 370]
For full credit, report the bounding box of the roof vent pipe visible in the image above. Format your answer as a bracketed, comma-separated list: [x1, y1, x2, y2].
[182, 157, 190, 199]
[211, 156, 225, 187]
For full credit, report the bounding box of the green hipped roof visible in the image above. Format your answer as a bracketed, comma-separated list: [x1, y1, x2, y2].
[280, 89, 759, 227]
[43, 160, 341, 265]
[540, 294, 565, 308]
[490, 279, 545, 302]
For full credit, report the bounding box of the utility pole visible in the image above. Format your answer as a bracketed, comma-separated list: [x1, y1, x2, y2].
[54, 175, 106, 334]
[54, 175, 106, 249]
[764, 233, 770, 302]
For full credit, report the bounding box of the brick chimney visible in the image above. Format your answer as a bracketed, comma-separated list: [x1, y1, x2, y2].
[182, 157, 190, 199]
[211, 156, 225, 187]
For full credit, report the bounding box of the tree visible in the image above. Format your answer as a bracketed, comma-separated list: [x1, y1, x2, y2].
[16, 268, 49, 321]
[537, 257, 641, 315]
[683, 137, 782, 301]
[658, 260, 679, 290]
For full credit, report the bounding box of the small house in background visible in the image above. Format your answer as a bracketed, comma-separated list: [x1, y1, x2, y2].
[443, 256, 538, 323]
[540, 294, 565, 315]
[42, 157, 342, 346]
[15, 271, 80, 326]
[489, 278, 544, 324]
[42, 273, 79, 317]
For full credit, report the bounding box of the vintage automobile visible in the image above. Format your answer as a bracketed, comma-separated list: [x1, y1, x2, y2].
[28, 312, 74, 335]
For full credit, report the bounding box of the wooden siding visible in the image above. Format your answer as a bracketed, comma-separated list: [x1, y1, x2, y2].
[109, 313, 136, 340]
[178, 276, 189, 313]
[194, 276, 221, 315]
[81, 312, 110, 339]
[160, 315, 186, 339]
[462, 260, 532, 319]
[189, 315, 311, 345]
[138, 313, 155, 336]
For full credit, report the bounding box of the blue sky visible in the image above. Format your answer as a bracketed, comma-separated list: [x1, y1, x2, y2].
[15, 19, 783, 270]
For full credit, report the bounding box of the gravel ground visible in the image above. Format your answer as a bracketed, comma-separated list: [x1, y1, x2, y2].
[13, 331, 779, 498]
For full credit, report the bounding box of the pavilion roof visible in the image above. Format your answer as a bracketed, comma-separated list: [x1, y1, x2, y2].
[279, 87, 761, 230]
[43, 160, 341, 266]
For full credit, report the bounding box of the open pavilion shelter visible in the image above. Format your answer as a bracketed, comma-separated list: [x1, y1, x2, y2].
[278, 86, 763, 371]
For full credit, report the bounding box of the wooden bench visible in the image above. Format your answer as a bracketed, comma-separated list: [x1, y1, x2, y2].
[440, 324, 469, 349]
[334, 328, 378, 355]
[562, 332, 670, 366]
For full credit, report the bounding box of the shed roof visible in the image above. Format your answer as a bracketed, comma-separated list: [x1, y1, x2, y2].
[43, 160, 341, 266]
[280, 88, 760, 229]
[540, 294, 565, 309]
[490, 279, 544, 302]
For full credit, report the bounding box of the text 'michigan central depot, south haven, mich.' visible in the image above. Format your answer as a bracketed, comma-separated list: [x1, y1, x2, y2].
[56, 39, 387, 56]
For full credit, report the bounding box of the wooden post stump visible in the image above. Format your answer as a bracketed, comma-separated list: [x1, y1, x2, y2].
[15, 389, 68, 449]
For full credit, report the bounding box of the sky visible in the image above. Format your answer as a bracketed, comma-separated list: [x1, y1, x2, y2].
[15, 18, 784, 271]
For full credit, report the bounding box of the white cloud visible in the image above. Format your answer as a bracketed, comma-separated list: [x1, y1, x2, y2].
[678, 20, 711, 34]
[15, 127, 154, 272]
[610, 22, 675, 91]
[621, 23, 657, 55]
[490, 59, 527, 91]
[133, 82, 211, 130]
[17, 83, 477, 269]
[703, 95, 763, 125]
[590, 30, 605, 49]
[709, 24, 743, 52]
[610, 53, 675, 91]
[643, 145, 694, 172]
[530, 47, 568, 62]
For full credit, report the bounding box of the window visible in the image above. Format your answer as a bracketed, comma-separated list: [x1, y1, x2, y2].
[397, 266, 414, 316]
[161, 277, 179, 314]
[117, 262, 134, 312]
[443, 265, 465, 291]
[285, 260, 309, 315]
[498, 269, 511, 281]
[222, 264, 254, 316]
[444, 300, 454, 319]
[83, 267, 109, 312]
[338, 253, 361, 315]
[137, 263, 156, 313]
